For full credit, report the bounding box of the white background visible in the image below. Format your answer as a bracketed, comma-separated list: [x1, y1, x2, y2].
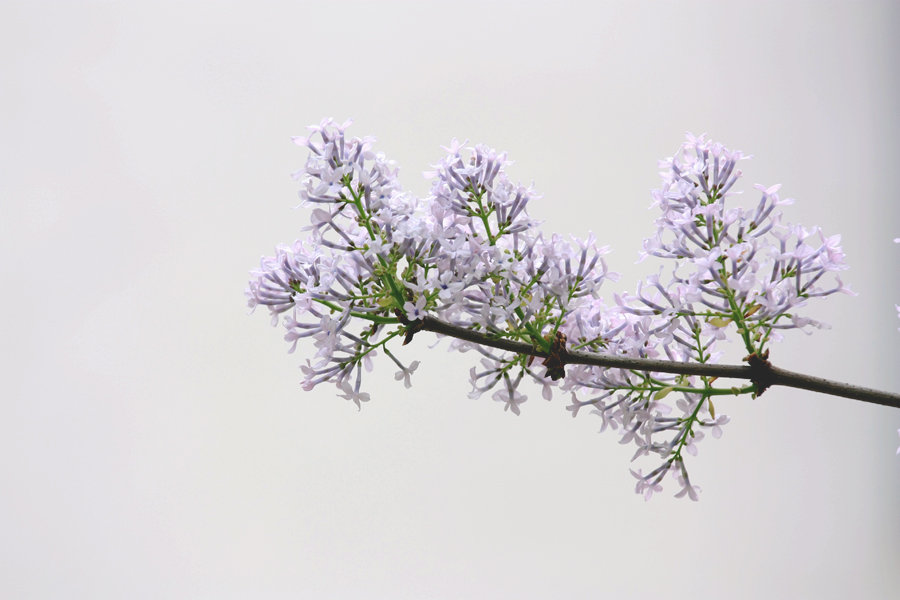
[3, 1, 899, 598]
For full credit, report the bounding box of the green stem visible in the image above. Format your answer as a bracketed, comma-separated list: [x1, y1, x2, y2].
[716, 260, 756, 355]
[312, 298, 400, 325]
[343, 175, 406, 307]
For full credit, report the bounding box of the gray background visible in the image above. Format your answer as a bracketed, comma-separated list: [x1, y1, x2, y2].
[3, 1, 899, 598]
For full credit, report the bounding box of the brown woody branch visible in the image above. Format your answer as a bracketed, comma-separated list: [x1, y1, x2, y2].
[409, 316, 900, 409]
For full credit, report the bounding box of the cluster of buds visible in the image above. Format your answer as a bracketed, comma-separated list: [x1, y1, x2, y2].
[247, 120, 850, 499]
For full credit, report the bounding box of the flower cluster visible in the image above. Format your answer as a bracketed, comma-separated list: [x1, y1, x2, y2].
[248, 120, 850, 499]
[554, 134, 852, 498]
[421, 141, 611, 412]
[247, 119, 611, 407]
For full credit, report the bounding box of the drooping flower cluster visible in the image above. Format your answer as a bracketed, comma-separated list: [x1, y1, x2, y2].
[419, 141, 612, 413]
[247, 120, 851, 500]
[247, 119, 611, 409]
[247, 120, 412, 407]
[550, 134, 852, 499]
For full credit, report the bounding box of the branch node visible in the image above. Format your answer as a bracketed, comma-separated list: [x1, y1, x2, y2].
[541, 331, 568, 381]
[393, 309, 425, 345]
[744, 349, 773, 397]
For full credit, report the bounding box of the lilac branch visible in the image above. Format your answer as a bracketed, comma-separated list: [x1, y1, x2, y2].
[415, 316, 900, 409]
[248, 120, 900, 499]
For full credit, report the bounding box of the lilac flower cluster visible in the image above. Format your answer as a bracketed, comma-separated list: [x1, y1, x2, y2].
[247, 119, 611, 409]
[248, 121, 850, 499]
[420, 141, 611, 413]
[641, 135, 850, 344]
[555, 134, 851, 499]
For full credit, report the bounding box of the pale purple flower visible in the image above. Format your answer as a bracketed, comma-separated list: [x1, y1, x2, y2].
[337, 371, 371, 410]
[393, 360, 420, 389]
[493, 373, 527, 416]
[631, 467, 665, 501]
[673, 462, 701, 501]
[404, 296, 427, 321]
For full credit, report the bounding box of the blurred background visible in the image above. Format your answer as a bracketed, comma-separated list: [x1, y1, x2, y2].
[2, 1, 898, 598]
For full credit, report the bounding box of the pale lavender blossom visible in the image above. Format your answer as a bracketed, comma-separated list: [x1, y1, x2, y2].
[404, 296, 427, 322]
[493, 373, 527, 415]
